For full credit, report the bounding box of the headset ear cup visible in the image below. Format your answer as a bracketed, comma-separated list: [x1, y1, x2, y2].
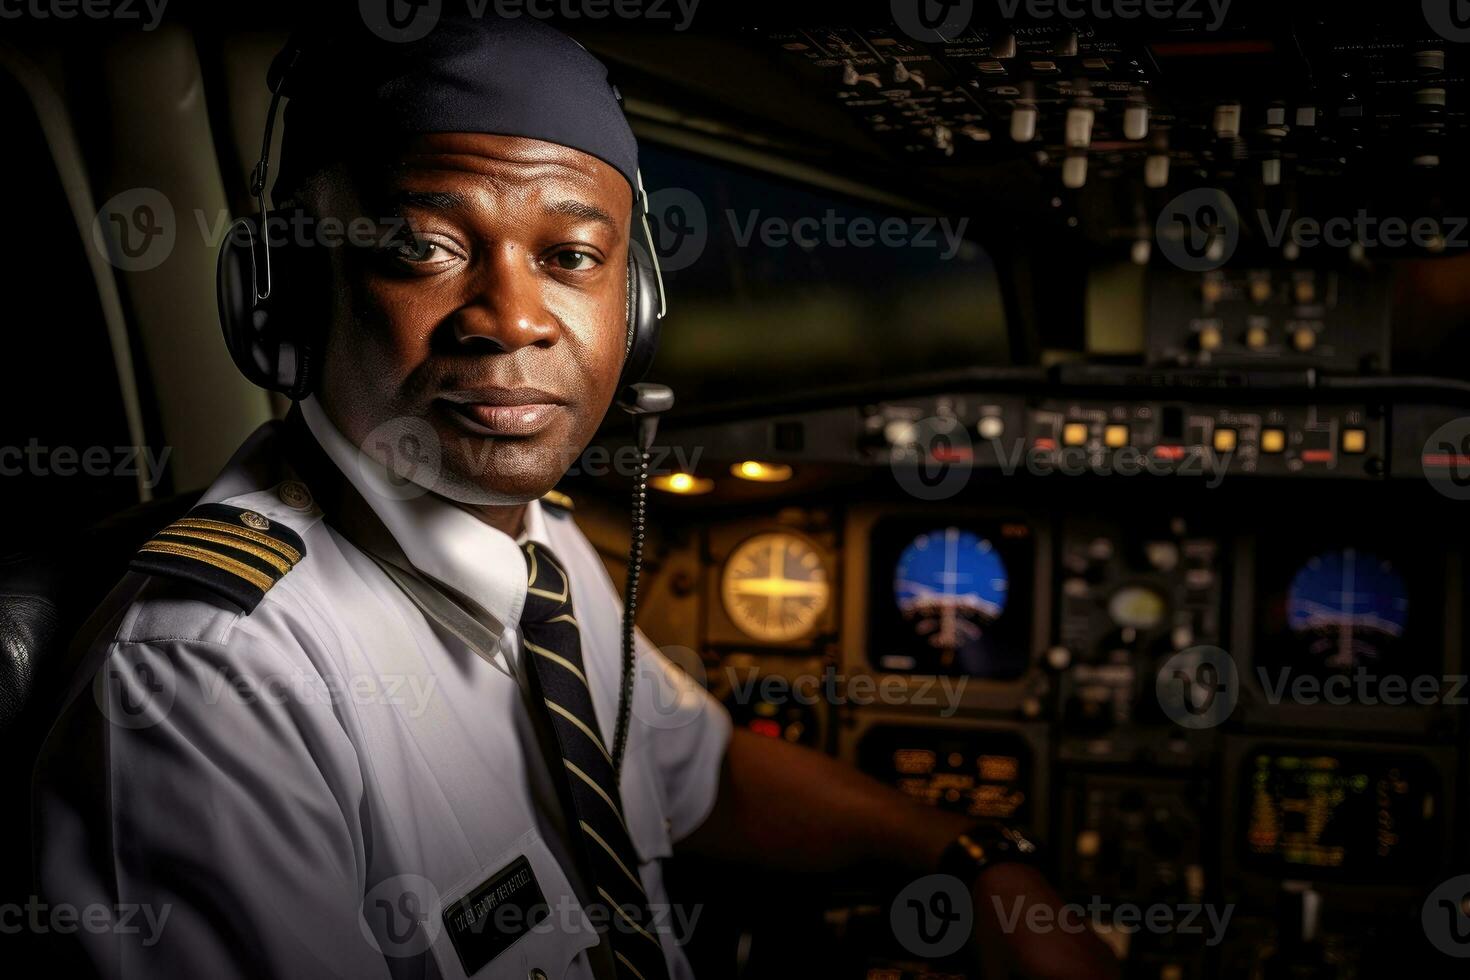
[217, 215, 277, 390]
[215, 210, 323, 398]
[619, 237, 661, 387]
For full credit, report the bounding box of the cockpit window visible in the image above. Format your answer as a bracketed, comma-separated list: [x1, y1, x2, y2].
[639, 141, 1006, 408]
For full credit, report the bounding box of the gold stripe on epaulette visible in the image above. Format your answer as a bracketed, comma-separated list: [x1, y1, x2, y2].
[540, 489, 575, 512]
[138, 540, 276, 592]
[171, 517, 304, 563]
[157, 528, 294, 575]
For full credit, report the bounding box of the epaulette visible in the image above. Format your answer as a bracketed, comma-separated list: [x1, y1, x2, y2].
[540, 489, 575, 513]
[130, 503, 306, 613]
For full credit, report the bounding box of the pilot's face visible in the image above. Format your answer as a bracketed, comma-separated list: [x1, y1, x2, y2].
[314, 133, 633, 504]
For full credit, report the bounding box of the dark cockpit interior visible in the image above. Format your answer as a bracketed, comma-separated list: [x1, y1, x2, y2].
[3, 2, 1470, 977]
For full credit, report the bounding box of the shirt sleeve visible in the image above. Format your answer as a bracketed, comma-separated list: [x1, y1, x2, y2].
[631, 628, 733, 843]
[33, 631, 394, 980]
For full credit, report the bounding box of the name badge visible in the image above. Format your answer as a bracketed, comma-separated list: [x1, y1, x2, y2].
[442, 855, 549, 974]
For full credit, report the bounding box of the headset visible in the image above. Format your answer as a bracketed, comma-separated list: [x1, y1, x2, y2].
[216, 37, 674, 778]
[216, 38, 669, 402]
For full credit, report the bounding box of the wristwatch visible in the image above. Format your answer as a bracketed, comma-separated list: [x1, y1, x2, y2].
[937, 822, 1044, 887]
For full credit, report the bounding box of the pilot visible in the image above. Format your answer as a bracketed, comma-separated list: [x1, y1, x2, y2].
[32, 13, 1115, 980]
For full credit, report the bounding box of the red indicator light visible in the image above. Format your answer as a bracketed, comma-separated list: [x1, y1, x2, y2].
[748, 718, 782, 739]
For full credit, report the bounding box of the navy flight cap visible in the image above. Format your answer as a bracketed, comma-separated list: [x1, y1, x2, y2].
[272, 11, 639, 199]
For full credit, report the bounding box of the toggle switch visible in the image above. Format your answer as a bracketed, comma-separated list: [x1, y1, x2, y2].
[1214, 102, 1242, 139]
[1123, 102, 1150, 140]
[1145, 153, 1170, 188]
[1066, 105, 1095, 148]
[1011, 104, 1038, 142]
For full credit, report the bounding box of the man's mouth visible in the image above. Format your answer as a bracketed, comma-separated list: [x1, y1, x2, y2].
[436, 388, 567, 437]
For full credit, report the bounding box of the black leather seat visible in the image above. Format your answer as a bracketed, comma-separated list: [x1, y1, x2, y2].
[0, 492, 199, 914]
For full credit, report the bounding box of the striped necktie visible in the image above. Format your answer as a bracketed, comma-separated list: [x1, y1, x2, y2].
[519, 542, 672, 980]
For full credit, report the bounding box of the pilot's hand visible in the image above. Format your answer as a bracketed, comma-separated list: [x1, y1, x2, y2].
[970, 862, 1121, 980]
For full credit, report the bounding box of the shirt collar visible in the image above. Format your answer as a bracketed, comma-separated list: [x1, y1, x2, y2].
[300, 396, 550, 635]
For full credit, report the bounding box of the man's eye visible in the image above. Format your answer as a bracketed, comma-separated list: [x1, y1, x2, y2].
[394, 239, 442, 263]
[551, 250, 597, 271]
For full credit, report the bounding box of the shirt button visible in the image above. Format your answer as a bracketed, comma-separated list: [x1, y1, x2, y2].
[277, 480, 314, 510]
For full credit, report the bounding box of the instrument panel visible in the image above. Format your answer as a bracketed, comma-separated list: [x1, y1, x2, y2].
[1239, 746, 1440, 883]
[873, 518, 1034, 678]
[617, 370, 1468, 979]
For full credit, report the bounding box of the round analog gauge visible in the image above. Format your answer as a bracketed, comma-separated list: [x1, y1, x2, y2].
[893, 527, 1009, 669]
[721, 532, 831, 643]
[1286, 548, 1409, 669]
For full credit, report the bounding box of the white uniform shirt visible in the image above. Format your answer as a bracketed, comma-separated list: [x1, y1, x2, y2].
[33, 401, 731, 980]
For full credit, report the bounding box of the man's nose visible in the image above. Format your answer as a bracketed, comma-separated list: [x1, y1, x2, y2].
[451, 249, 560, 352]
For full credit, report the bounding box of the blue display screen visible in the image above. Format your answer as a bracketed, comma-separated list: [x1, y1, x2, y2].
[1285, 548, 1409, 669]
[873, 522, 1030, 678]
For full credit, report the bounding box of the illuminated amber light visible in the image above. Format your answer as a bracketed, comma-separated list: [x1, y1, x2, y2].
[651, 472, 714, 495]
[731, 460, 794, 482]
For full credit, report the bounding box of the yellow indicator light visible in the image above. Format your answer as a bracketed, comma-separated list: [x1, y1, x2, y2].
[651, 472, 714, 495]
[1341, 428, 1367, 454]
[1261, 428, 1286, 453]
[1104, 424, 1129, 449]
[730, 460, 794, 482]
[1062, 422, 1089, 446]
[1213, 428, 1238, 453]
